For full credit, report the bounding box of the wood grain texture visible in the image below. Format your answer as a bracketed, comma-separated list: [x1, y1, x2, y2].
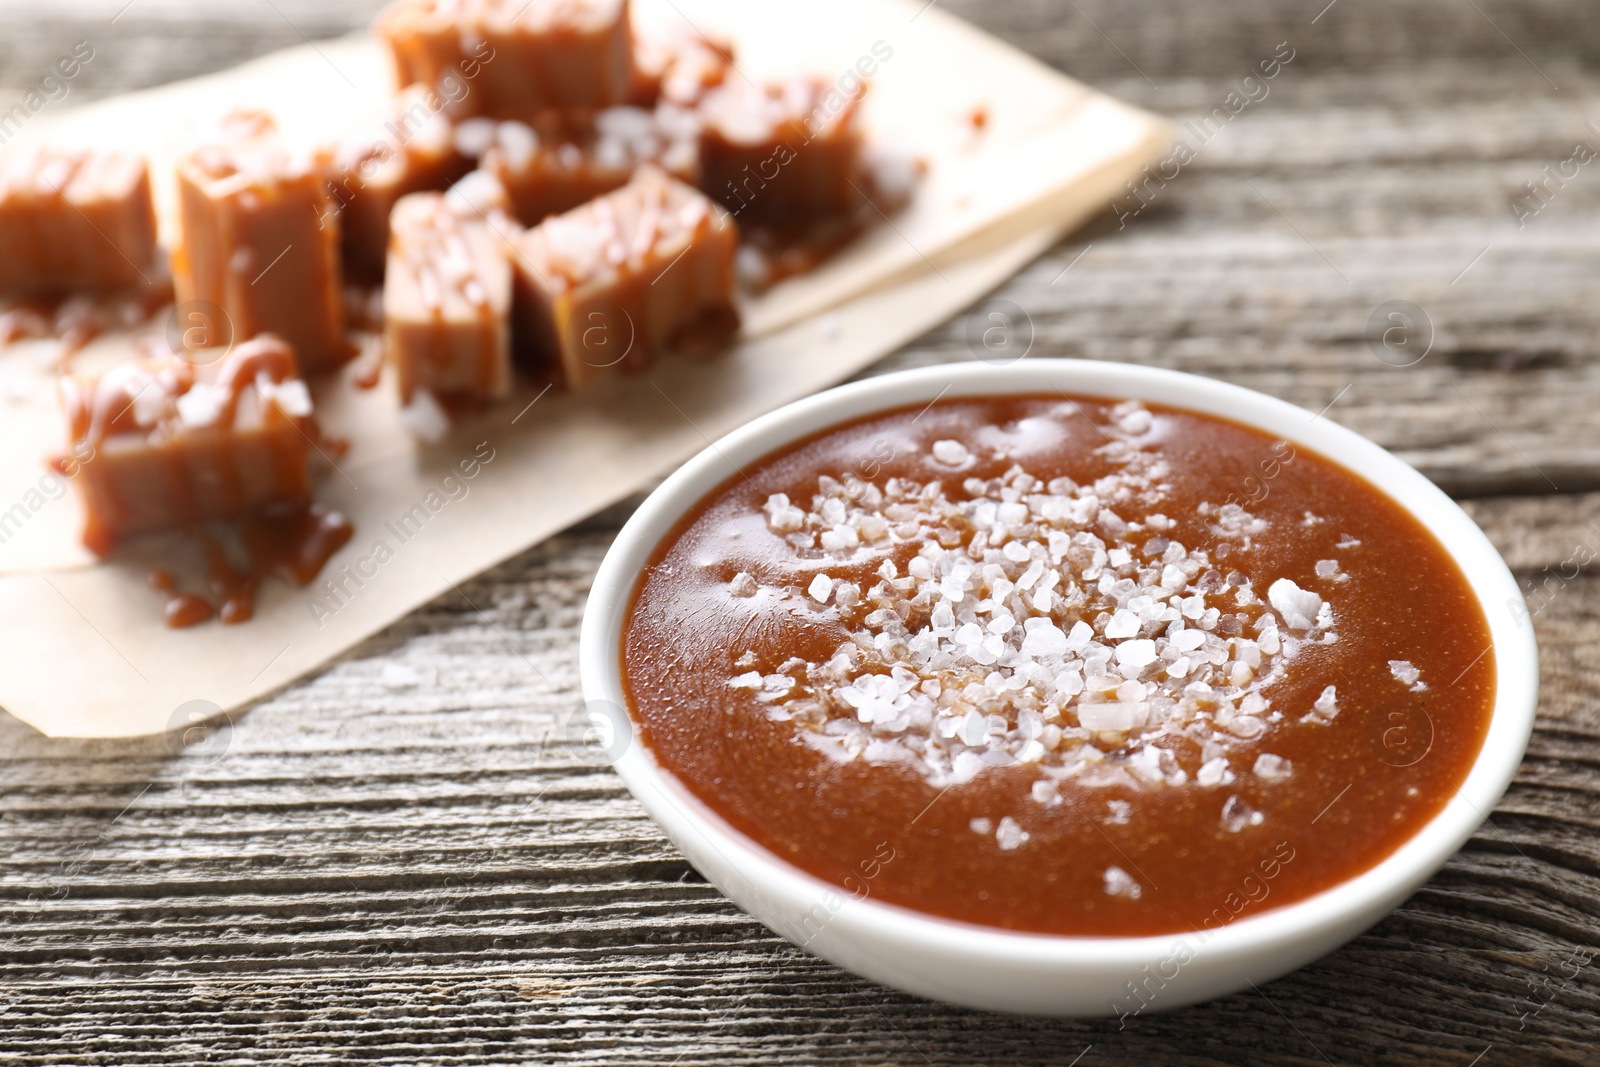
[2, 0, 1598, 1063]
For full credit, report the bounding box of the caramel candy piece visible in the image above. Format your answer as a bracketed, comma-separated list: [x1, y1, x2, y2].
[57, 335, 315, 555]
[628, 26, 733, 107]
[383, 191, 513, 404]
[510, 165, 738, 388]
[326, 90, 474, 280]
[458, 104, 697, 225]
[698, 78, 865, 222]
[0, 149, 157, 293]
[172, 112, 347, 372]
[377, 0, 634, 118]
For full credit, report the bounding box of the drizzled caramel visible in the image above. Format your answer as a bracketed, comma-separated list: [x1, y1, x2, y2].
[58, 335, 318, 555]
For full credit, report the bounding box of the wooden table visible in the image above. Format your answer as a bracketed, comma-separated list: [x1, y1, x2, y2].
[3, 1, 1597, 1062]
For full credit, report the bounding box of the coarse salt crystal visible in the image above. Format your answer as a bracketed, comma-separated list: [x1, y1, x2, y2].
[729, 671, 763, 689]
[1020, 621, 1068, 657]
[1104, 610, 1140, 639]
[808, 573, 834, 603]
[1268, 578, 1324, 630]
[1197, 756, 1235, 786]
[1253, 753, 1292, 780]
[1078, 703, 1136, 732]
[728, 572, 758, 598]
[1303, 684, 1339, 725]
[970, 817, 994, 834]
[1103, 865, 1142, 899]
[931, 439, 969, 466]
[1389, 659, 1427, 691]
[1115, 639, 1158, 668]
[1221, 795, 1265, 832]
[995, 816, 1029, 850]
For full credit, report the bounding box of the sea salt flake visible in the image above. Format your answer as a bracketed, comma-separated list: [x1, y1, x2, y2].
[1103, 865, 1142, 899]
[808, 573, 834, 603]
[1066, 620, 1094, 650]
[1104, 610, 1140, 639]
[995, 816, 1029, 850]
[729, 672, 763, 689]
[728, 572, 758, 598]
[931, 439, 969, 466]
[1302, 684, 1339, 725]
[1221, 795, 1265, 832]
[1020, 623, 1068, 658]
[1079, 703, 1136, 732]
[1197, 756, 1235, 786]
[1389, 659, 1427, 691]
[1268, 578, 1324, 630]
[1253, 753, 1293, 780]
[969, 817, 994, 835]
[1115, 639, 1158, 668]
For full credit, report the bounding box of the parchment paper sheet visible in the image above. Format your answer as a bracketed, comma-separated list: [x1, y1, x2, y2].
[0, 0, 1171, 736]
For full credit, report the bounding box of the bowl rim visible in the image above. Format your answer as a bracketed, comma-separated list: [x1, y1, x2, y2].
[579, 358, 1538, 969]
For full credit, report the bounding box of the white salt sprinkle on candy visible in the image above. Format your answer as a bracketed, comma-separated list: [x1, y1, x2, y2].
[1030, 780, 1056, 804]
[728, 572, 758, 598]
[1389, 659, 1427, 691]
[970, 817, 994, 835]
[1020, 620, 1069, 657]
[1103, 866, 1142, 899]
[1221, 795, 1265, 832]
[931, 439, 969, 466]
[808, 573, 834, 603]
[1315, 559, 1340, 579]
[1253, 753, 1292, 780]
[1066, 620, 1094, 650]
[730, 671, 763, 689]
[1104, 609, 1140, 639]
[1268, 578, 1324, 630]
[1078, 703, 1135, 732]
[995, 816, 1029, 850]
[1115, 639, 1158, 668]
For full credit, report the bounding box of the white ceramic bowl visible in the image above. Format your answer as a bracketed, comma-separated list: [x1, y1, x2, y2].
[579, 359, 1538, 1016]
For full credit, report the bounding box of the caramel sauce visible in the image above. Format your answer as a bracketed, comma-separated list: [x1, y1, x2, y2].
[144, 502, 354, 629]
[623, 396, 1498, 936]
[148, 569, 216, 629]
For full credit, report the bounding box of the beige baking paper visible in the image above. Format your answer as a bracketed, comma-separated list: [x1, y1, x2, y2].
[0, 0, 1171, 737]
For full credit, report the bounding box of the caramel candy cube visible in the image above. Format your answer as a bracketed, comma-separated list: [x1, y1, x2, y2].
[57, 335, 315, 555]
[0, 149, 157, 293]
[510, 165, 738, 388]
[698, 78, 865, 222]
[326, 90, 474, 280]
[383, 191, 513, 403]
[458, 105, 697, 225]
[377, 0, 633, 118]
[173, 112, 347, 372]
[628, 27, 733, 107]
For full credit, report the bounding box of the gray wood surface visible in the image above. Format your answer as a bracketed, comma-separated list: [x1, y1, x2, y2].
[2, 0, 1598, 1063]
